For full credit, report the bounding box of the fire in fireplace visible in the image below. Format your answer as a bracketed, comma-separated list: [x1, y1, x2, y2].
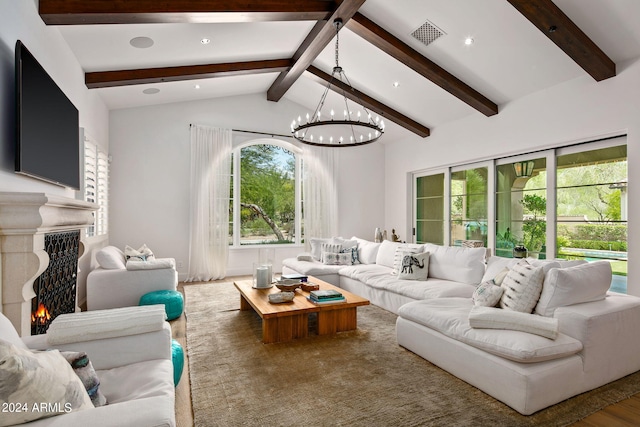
[31, 303, 51, 326]
[31, 230, 80, 335]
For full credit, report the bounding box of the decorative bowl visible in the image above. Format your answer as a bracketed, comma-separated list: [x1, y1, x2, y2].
[276, 283, 301, 292]
[268, 292, 295, 304]
[300, 283, 320, 292]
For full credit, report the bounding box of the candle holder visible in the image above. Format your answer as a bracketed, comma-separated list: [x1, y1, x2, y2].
[253, 262, 273, 289]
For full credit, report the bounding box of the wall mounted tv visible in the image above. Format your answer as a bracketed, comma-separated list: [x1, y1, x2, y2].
[15, 40, 80, 189]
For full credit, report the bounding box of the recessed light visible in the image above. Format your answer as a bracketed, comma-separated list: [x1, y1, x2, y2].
[201, 38, 211, 45]
[464, 37, 474, 46]
[392, 81, 400, 88]
[130, 36, 154, 49]
[142, 88, 160, 95]
[194, 84, 200, 89]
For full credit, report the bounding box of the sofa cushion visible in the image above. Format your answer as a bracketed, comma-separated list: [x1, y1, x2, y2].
[472, 280, 504, 307]
[423, 244, 485, 285]
[499, 260, 544, 313]
[534, 261, 612, 317]
[398, 298, 583, 363]
[0, 339, 93, 425]
[397, 252, 430, 280]
[351, 237, 381, 264]
[96, 246, 126, 270]
[468, 306, 559, 339]
[282, 258, 344, 276]
[309, 237, 332, 261]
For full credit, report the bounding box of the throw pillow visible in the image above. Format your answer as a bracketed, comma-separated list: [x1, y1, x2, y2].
[534, 261, 612, 317]
[62, 351, 107, 407]
[124, 244, 155, 262]
[95, 246, 126, 270]
[397, 252, 429, 280]
[351, 236, 381, 264]
[322, 251, 352, 266]
[468, 306, 559, 340]
[499, 260, 544, 313]
[392, 245, 423, 274]
[296, 253, 313, 262]
[472, 280, 505, 307]
[309, 237, 332, 261]
[340, 246, 359, 265]
[492, 267, 510, 286]
[320, 242, 342, 262]
[0, 339, 93, 426]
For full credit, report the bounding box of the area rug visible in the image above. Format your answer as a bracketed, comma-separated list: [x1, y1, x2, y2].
[185, 282, 640, 426]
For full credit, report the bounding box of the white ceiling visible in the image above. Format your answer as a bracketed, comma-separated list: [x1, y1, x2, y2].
[55, 0, 640, 141]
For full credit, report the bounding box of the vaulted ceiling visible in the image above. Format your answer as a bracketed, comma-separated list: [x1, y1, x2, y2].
[38, 0, 640, 142]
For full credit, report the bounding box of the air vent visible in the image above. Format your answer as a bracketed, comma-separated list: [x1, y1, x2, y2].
[411, 20, 446, 47]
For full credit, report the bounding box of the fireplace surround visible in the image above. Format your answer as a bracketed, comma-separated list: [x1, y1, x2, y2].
[0, 192, 97, 336]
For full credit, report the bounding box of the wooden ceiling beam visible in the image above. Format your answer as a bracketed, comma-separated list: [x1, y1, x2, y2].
[39, 0, 336, 25]
[507, 0, 615, 81]
[346, 13, 498, 117]
[306, 66, 430, 138]
[266, 0, 366, 102]
[85, 59, 292, 88]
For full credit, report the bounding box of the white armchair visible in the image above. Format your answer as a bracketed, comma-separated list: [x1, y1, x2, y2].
[0, 306, 175, 426]
[87, 246, 178, 311]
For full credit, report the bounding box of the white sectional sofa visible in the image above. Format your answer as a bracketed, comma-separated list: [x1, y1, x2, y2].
[282, 236, 640, 415]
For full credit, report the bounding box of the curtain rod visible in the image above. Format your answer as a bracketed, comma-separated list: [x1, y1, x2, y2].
[189, 124, 293, 139]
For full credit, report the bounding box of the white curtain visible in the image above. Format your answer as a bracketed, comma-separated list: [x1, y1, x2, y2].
[303, 146, 339, 245]
[186, 125, 232, 281]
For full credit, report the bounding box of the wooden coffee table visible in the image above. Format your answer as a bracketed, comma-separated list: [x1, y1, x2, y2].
[233, 277, 370, 344]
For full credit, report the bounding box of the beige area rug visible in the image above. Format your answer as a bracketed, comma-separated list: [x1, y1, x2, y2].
[185, 282, 640, 426]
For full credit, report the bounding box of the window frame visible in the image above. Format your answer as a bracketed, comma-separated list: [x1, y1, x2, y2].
[411, 136, 627, 286]
[229, 138, 303, 248]
[82, 132, 109, 238]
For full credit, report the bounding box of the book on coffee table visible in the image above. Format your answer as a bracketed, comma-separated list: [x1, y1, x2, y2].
[310, 289, 343, 300]
[306, 296, 346, 305]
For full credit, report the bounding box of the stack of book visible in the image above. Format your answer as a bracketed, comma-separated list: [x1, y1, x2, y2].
[308, 289, 346, 305]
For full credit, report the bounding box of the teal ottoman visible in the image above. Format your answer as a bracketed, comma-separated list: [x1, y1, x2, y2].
[171, 339, 184, 386]
[139, 290, 184, 320]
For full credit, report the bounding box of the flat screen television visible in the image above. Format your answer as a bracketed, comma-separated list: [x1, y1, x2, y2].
[15, 40, 80, 189]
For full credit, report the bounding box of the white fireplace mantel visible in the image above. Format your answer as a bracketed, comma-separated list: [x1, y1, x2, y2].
[0, 192, 98, 336]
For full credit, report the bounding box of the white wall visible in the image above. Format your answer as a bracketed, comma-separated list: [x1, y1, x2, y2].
[0, 0, 109, 194]
[109, 93, 385, 279]
[384, 57, 640, 296]
[0, 1, 110, 309]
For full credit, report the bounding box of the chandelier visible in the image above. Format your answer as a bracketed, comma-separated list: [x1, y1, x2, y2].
[291, 18, 385, 147]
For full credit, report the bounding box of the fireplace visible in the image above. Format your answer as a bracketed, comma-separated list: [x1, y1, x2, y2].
[30, 230, 81, 335]
[0, 192, 97, 336]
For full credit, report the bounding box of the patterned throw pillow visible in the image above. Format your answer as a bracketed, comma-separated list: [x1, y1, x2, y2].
[320, 243, 342, 262]
[124, 244, 155, 262]
[472, 280, 505, 307]
[62, 351, 107, 407]
[322, 251, 352, 265]
[499, 260, 544, 313]
[397, 252, 430, 280]
[340, 246, 359, 265]
[0, 339, 93, 425]
[392, 245, 423, 274]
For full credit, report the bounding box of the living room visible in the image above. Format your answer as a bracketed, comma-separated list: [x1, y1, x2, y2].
[1, 0, 640, 426]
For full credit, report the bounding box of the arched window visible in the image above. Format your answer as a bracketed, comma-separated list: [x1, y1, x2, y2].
[229, 139, 302, 246]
